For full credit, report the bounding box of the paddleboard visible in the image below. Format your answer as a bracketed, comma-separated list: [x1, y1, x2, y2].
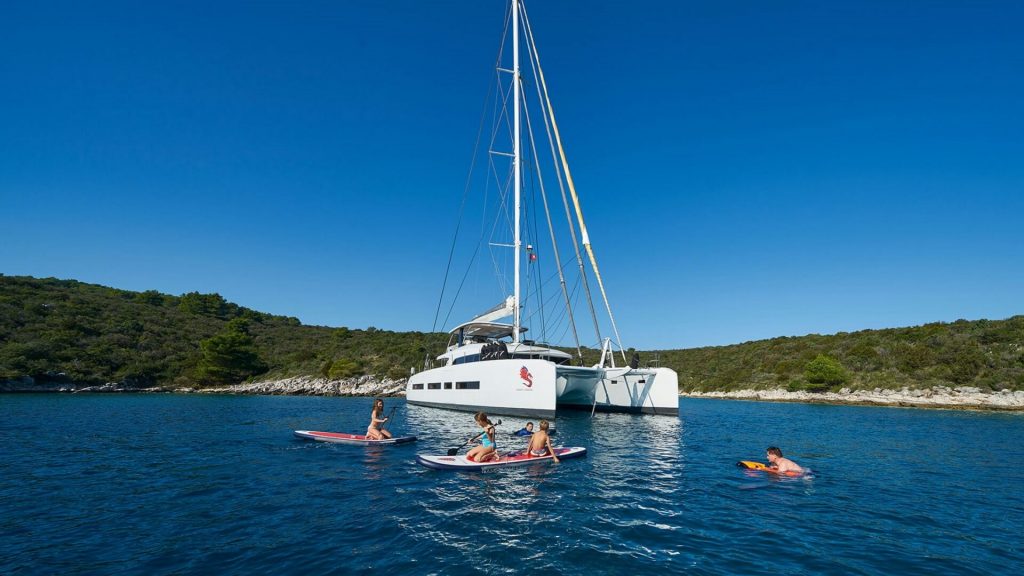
[417, 446, 586, 471]
[294, 430, 417, 445]
[736, 460, 809, 477]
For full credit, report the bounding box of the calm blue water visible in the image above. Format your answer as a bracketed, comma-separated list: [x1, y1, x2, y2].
[2, 395, 1023, 575]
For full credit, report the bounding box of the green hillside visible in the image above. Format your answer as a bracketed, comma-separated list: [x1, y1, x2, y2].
[659, 317, 1024, 393]
[1, 275, 1021, 392]
[0, 275, 447, 388]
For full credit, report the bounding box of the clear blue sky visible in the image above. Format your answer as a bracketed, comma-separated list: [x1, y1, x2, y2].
[2, 0, 1022, 349]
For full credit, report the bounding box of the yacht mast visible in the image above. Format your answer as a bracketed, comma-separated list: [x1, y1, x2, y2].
[512, 0, 522, 344]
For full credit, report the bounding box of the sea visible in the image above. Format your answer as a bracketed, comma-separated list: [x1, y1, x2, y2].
[2, 394, 1023, 575]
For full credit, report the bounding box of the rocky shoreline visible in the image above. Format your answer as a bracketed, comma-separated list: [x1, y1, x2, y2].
[682, 386, 1024, 411]
[183, 375, 407, 397]
[0, 375, 407, 397]
[6, 376, 1023, 411]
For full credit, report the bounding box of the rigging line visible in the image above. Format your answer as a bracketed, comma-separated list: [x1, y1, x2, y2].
[486, 89, 523, 298]
[486, 170, 508, 294]
[544, 273, 580, 346]
[555, 279, 584, 350]
[540, 256, 576, 286]
[537, 274, 568, 312]
[520, 100, 548, 344]
[432, 6, 513, 335]
[488, 76, 515, 166]
[485, 82, 516, 297]
[486, 161, 515, 296]
[481, 107, 508, 297]
[521, 0, 626, 361]
[520, 1, 603, 352]
[482, 4, 517, 303]
[525, 257, 571, 329]
[520, 63, 581, 357]
[488, 81, 516, 236]
[481, 70, 503, 235]
[536, 256, 584, 340]
[440, 238, 485, 334]
[430, 59, 501, 335]
[487, 80, 517, 255]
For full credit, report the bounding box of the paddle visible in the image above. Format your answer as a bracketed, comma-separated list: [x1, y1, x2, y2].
[446, 419, 501, 456]
[379, 406, 398, 438]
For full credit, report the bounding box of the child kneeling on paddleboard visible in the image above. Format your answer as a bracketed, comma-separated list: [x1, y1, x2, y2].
[466, 412, 497, 462]
[525, 420, 559, 463]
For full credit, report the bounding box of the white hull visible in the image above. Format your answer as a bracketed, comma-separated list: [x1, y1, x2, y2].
[406, 360, 679, 418]
[407, 359, 560, 418]
[564, 367, 680, 416]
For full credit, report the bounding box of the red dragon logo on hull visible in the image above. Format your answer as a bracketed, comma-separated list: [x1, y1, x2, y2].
[519, 366, 533, 387]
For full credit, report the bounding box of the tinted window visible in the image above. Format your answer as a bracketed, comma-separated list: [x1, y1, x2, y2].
[456, 381, 480, 390]
[454, 354, 481, 365]
[412, 383, 424, 390]
[428, 382, 442, 390]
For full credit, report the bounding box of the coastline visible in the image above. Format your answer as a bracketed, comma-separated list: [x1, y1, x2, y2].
[186, 375, 407, 397]
[6, 376, 1023, 411]
[0, 375, 407, 397]
[681, 386, 1024, 411]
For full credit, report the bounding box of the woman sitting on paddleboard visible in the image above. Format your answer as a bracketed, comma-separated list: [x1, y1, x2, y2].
[366, 398, 392, 440]
[466, 412, 497, 462]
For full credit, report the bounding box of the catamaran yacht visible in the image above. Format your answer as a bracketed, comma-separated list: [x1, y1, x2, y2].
[406, 0, 679, 418]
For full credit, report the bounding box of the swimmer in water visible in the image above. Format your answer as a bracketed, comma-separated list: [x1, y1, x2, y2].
[766, 446, 803, 475]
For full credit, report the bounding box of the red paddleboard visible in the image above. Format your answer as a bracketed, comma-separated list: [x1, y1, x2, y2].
[417, 447, 586, 471]
[294, 430, 417, 445]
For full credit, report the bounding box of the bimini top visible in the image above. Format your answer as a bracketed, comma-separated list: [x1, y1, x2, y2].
[449, 321, 527, 340]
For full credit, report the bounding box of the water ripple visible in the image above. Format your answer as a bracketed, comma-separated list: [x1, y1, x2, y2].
[2, 395, 1024, 574]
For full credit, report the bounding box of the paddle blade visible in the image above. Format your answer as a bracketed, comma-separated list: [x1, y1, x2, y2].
[447, 448, 459, 456]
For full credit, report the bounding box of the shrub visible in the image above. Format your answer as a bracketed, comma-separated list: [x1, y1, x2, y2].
[327, 358, 362, 379]
[804, 354, 849, 388]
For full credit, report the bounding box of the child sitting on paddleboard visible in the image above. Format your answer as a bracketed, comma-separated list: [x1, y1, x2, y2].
[366, 398, 392, 440]
[525, 420, 559, 463]
[513, 422, 534, 436]
[466, 412, 497, 462]
[766, 446, 803, 475]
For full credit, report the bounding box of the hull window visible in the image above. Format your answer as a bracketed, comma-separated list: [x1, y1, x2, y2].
[444, 382, 453, 389]
[455, 381, 480, 390]
[412, 383, 424, 390]
[428, 382, 442, 390]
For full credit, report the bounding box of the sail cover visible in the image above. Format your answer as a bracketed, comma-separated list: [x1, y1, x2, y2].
[468, 296, 515, 324]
